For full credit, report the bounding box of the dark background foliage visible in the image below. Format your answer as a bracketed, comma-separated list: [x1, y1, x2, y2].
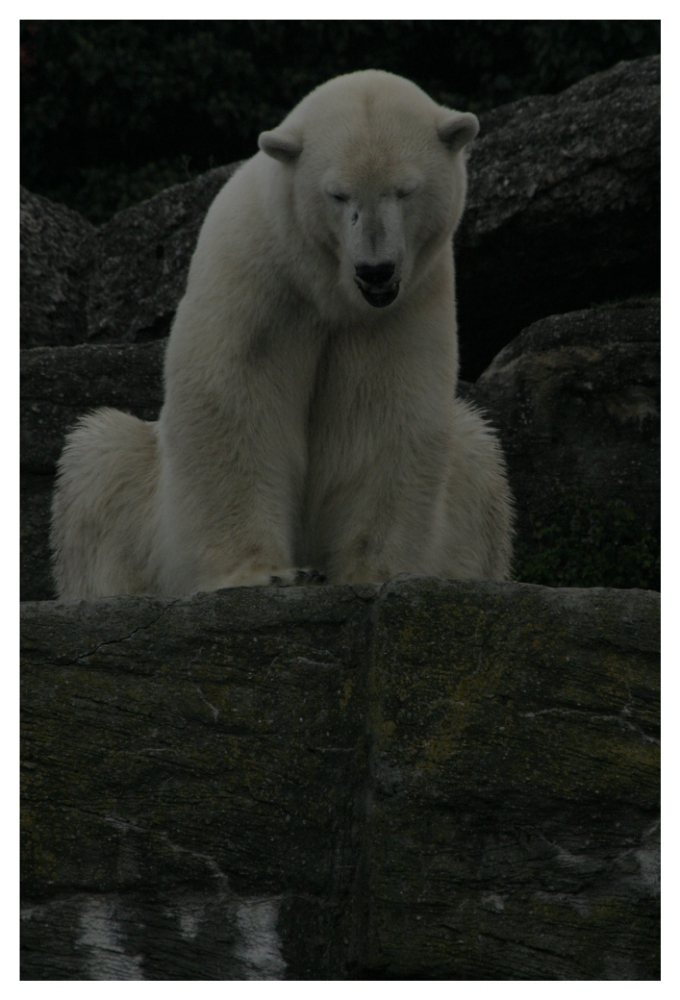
[21, 20, 660, 223]
[513, 492, 660, 592]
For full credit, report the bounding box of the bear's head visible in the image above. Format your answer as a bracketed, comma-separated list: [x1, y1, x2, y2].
[258, 70, 478, 316]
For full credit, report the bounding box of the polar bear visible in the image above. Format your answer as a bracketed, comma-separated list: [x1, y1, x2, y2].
[51, 70, 513, 599]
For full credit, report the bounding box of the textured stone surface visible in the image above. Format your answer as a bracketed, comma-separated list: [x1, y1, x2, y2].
[461, 299, 660, 558]
[20, 165, 239, 350]
[20, 473, 55, 603]
[86, 164, 240, 344]
[21, 578, 659, 979]
[22, 583, 374, 979]
[457, 55, 660, 378]
[20, 187, 96, 349]
[357, 578, 659, 979]
[21, 341, 166, 476]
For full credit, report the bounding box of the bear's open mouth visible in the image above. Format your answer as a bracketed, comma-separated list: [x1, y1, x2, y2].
[355, 282, 400, 308]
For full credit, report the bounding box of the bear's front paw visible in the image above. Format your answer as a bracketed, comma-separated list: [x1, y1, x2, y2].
[270, 567, 327, 587]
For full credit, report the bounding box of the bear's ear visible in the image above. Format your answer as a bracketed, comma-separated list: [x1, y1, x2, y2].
[258, 129, 303, 163]
[437, 112, 479, 153]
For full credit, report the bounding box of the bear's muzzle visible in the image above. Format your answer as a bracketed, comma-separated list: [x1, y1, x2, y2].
[354, 262, 400, 307]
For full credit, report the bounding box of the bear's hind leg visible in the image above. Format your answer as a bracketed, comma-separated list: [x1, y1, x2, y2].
[50, 408, 161, 599]
[438, 398, 514, 581]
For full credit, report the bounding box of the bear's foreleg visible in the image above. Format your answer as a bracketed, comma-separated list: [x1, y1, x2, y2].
[155, 333, 325, 595]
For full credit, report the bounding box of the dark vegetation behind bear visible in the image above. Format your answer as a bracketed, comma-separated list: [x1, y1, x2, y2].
[20, 20, 660, 224]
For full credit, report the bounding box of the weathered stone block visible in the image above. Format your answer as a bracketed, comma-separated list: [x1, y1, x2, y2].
[21, 341, 166, 476]
[462, 299, 660, 587]
[21, 579, 660, 979]
[20, 188, 96, 349]
[22, 583, 374, 979]
[457, 55, 660, 377]
[86, 164, 240, 345]
[359, 578, 660, 979]
[20, 165, 240, 350]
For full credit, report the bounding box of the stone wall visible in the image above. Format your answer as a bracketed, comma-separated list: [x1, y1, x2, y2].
[21, 578, 660, 979]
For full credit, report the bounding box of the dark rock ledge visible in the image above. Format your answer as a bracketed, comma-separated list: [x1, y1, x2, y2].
[21, 577, 659, 980]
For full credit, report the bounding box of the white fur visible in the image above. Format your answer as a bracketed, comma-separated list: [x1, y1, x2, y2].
[51, 70, 513, 599]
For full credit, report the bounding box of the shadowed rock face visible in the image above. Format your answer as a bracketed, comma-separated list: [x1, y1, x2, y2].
[20, 164, 240, 350]
[20, 188, 96, 349]
[21, 578, 659, 979]
[460, 298, 660, 580]
[20, 341, 166, 476]
[456, 55, 660, 378]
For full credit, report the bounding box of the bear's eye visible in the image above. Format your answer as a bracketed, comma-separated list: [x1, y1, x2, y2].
[328, 191, 349, 203]
[396, 186, 416, 200]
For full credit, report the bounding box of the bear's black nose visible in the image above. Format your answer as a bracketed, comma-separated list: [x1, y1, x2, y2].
[355, 262, 395, 287]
